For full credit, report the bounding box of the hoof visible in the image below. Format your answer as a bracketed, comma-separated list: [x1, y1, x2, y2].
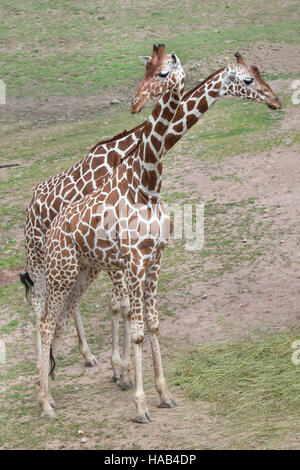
[84, 357, 98, 367]
[132, 412, 152, 424]
[159, 398, 177, 409]
[41, 408, 56, 419]
[112, 374, 121, 382]
[118, 381, 133, 391]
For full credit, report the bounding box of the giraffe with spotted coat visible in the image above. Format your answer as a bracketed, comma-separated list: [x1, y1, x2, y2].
[38, 44, 185, 422]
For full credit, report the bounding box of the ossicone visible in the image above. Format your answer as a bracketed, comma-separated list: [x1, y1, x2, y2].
[234, 52, 246, 66]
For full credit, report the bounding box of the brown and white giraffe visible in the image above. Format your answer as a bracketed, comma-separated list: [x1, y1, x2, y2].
[37, 44, 185, 421]
[22, 46, 168, 385]
[22, 52, 281, 388]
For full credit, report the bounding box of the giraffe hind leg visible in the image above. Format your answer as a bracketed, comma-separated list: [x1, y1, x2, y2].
[73, 265, 100, 366]
[28, 264, 46, 375]
[55, 265, 100, 367]
[110, 292, 121, 382]
[108, 270, 132, 389]
[38, 268, 83, 418]
[73, 304, 98, 367]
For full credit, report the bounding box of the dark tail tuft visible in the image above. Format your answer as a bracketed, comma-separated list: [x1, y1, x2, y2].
[49, 346, 56, 380]
[19, 271, 34, 303]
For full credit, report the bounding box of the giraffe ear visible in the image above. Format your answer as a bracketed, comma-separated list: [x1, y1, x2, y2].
[226, 70, 236, 82]
[171, 52, 180, 68]
[139, 56, 151, 65]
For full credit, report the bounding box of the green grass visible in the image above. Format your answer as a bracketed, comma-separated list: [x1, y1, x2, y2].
[174, 98, 290, 162]
[171, 328, 300, 447]
[0, 239, 25, 270]
[0, 319, 19, 334]
[0, 110, 144, 165]
[1, 0, 299, 98]
[159, 197, 285, 292]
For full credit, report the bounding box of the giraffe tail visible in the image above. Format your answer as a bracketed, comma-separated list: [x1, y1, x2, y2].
[19, 271, 34, 304]
[49, 346, 56, 380]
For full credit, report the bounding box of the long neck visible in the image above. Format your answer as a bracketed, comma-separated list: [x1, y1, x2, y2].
[129, 80, 184, 202]
[163, 66, 228, 153]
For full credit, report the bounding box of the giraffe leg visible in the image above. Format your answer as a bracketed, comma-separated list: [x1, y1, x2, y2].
[109, 288, 121, 382]
[38, 239, 82, 418]
[58, 266, 99, 367]
[149, 333, 176, 408]
[46, 266, 99, 404]
[24, 216, 49, 378]
[30, 263, 46, 375]
[74, 266, 100, 366]
[46, 324, 65, 409]
[38, 337, 56, 418]
[133, 340, 151, 423]
[73, 304, 97, 367]
[38, 289, 73, 418]
[119, 297, 132, 390]
[126, 265, 151, 423]
[145, 256, 177, 409]
[109, 271, 132, 389]
[38, 307, 61, 418]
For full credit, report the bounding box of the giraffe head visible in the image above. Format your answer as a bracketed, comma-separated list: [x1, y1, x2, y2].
[222, 53, 281, 109]
[131, 43, 185, 114]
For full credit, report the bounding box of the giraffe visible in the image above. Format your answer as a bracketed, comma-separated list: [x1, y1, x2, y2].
[37, 44, 185, 421]
[22, 52, 281, 388]
[21, 45, 171, 385]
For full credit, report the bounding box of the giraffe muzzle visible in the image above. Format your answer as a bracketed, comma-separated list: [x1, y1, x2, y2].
[267, 96, 282, 110]
[131, 94, 148, 114]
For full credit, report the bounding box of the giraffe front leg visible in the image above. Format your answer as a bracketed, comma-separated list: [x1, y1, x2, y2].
[36, 319, 42, 376]
[127, 267, 151, 423]
[145, 260, 177, 409]
[110, 290, 121, 382]
[149, 332, 177, 409]
[119, 298, 132, 390]
[133, 339, 151, 423]
[109, 271, 132, 389]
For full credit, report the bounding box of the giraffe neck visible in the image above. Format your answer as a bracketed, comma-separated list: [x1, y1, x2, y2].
[81, 67, 228, 189]
[128, 81, 184, 203]
[163, 66, 229, 153]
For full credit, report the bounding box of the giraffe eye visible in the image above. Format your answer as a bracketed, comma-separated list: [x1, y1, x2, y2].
[158, 71, 169, 78]
[243, 78, 253, 85]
